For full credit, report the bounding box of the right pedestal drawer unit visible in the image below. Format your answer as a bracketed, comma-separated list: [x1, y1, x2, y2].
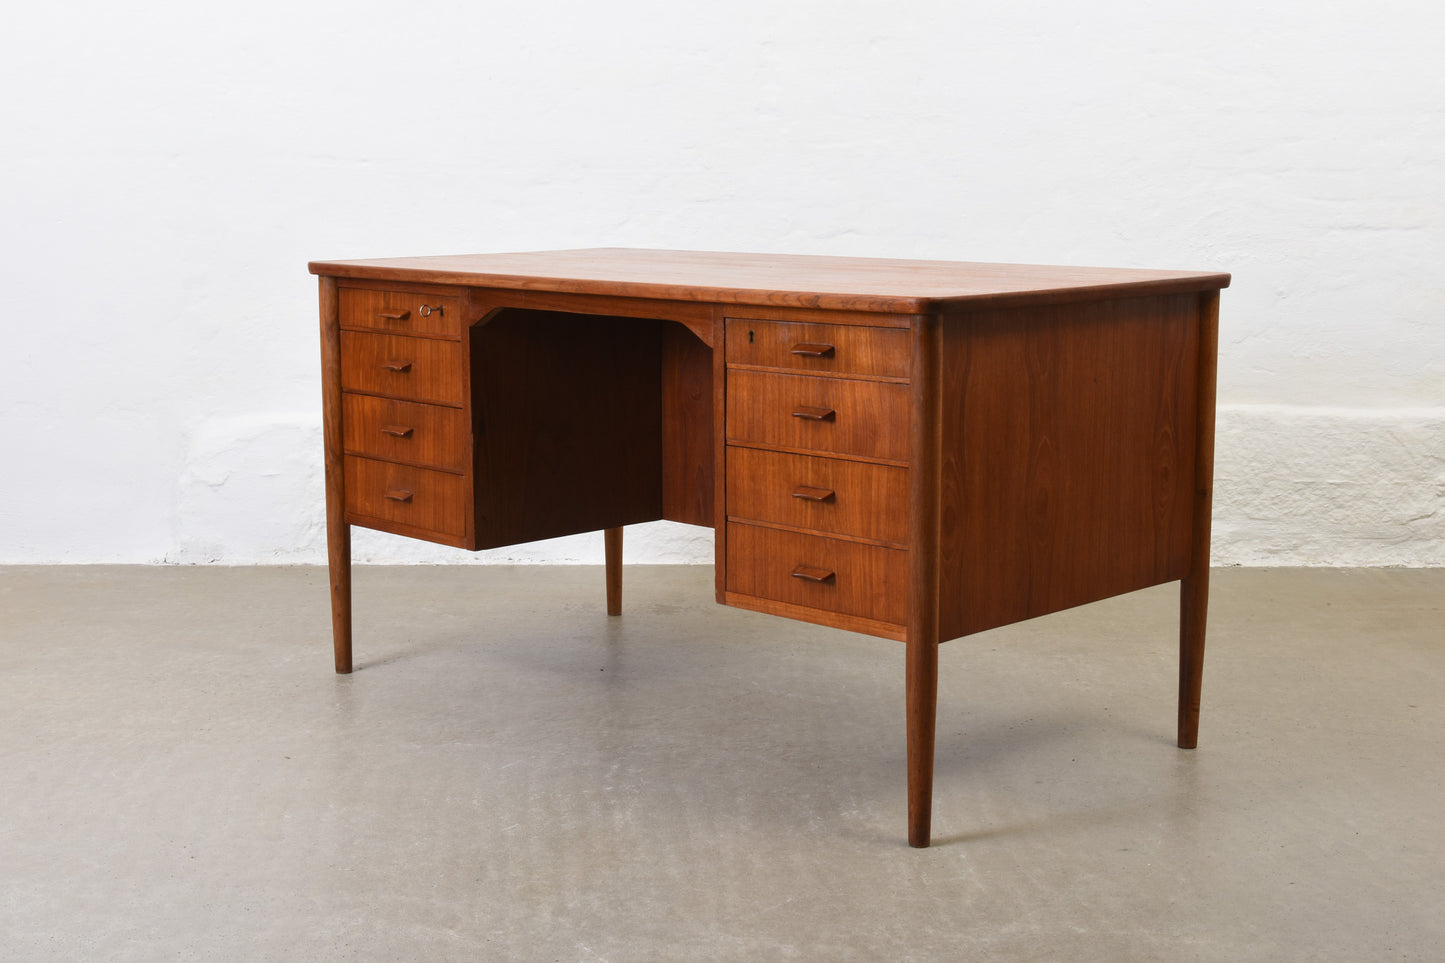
[723, 317, 913, 640]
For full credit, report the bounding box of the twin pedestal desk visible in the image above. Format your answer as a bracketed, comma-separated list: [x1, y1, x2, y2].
[310, 248, 1229, 847]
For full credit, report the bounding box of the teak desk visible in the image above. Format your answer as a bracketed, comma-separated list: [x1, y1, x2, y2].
[310, 248, 1229, 847]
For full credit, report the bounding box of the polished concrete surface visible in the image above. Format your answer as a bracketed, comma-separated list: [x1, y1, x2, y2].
[1, 565, 1441, 961]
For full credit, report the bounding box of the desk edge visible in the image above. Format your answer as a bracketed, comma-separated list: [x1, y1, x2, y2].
[308, 260, 1231, 315]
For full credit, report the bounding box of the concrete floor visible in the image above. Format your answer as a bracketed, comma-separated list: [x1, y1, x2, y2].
[0, 566, 1441, 961]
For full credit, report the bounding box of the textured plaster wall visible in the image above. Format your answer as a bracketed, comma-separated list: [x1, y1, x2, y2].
[2, 0, 1441, 566]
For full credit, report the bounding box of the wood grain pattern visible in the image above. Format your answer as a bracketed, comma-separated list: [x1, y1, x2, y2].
[724, 319, 911, 380]
[717, 305, 913, 329]
[344, 455, 470, 539]
[726, 370, 910, 462]
[725, 522, 906, 626]
[726, 447, 908, 545]
[342, 394, 469, 473]
[339, 513, 472, 549]
[340, 331, 466, 406]
[469, 310, 663, 548]
[714, 306, 730, 604]
[471, 288, 718, 348]
[661, 323, 715, 527]
[605, 527, 623, 616]
[338, 286, 463, 339]
[1179, 291, 1220, 749]
[722, 592, 906, 641]
[336, 277, 469, 299]
[906, 314, 943, 848]
[937, 294, 1200, 640]
[319, 276, 351, 674]
[310, 248, 1229, 314]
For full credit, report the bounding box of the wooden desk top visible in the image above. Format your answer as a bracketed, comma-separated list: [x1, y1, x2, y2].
[309, 248, 1230, 315]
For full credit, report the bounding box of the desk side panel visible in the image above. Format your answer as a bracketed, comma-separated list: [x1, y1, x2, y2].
[660, 323, 715, 527]
[938, 294, 1199, 640]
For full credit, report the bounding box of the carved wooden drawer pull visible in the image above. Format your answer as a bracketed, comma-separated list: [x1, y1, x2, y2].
[791, 406, 836, 421]
[380, 425, 414, 438]
[790, 342, 835, 358]
[791, 565, 836, 584]
[791, 486, 835, 502]
[384, 489, 414, 503]
[377, 310, 410, 320]
[380, 360, 413, 372]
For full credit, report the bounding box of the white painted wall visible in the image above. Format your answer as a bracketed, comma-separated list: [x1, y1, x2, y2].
[2, 0, 1441, 566]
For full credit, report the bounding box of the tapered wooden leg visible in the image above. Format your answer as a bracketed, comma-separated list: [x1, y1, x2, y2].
[328, 521, 353, 674]
[605, 526, 622, 616]
[906, 633, 939, 847]
[319, 274, 352, 674]
[906, 313, 943, 847]
[1178, 571, 1207, 747]
[1179, 290, 1218, 747]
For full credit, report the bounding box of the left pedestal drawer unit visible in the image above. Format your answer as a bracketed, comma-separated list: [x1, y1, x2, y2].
[337, 282, 475, 547]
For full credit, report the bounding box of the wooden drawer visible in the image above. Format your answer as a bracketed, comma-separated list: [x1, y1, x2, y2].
[727, 447, 908, 545]
[340, 331, 465, 406]
[342, 395, 469, 473]
[344, 455, 468, 538]
[726, 319, 910, 379]
[339, 286, 463, 339]
[726, 369, 910, 462]
[726, 522, 906, 626]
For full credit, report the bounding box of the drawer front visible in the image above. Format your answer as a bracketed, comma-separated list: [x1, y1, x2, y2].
[727, 447, 908, 545]
[342, 394, 469, 473]
[726, 522, 906, 626]
[344, 455, 468, 537]
[339, 287, 463, 339]
[726, 319, 911, 380]
[340, 331, 466, 406]
[726, 369, 910, 462]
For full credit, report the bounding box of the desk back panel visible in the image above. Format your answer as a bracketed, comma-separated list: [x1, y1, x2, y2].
[469, 310, 665, 548]
[938, 293, 1201, 639]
